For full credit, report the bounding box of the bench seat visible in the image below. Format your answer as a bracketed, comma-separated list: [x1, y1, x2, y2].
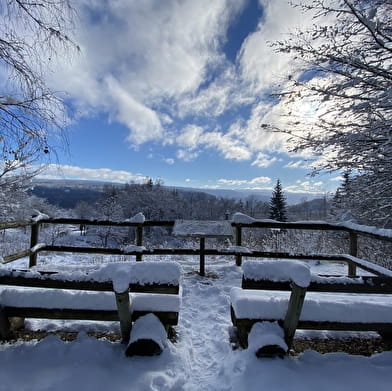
[230, 287, 392, 325]
[0, 261, 182, 350]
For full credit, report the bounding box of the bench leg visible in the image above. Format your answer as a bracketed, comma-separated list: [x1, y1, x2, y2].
[0, 307, 11, 340]
[283, 284, 307, 349]
[115, 291, 132, 343]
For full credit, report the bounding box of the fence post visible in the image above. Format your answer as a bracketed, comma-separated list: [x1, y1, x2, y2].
[136, 224, 143, 262]
[235, 225, 242, 266]
[199, 237, 205, 276]
[348, 231, 358, 277]
[29, 222, 40, 268]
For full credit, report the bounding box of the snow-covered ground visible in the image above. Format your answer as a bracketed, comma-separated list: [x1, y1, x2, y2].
[1, 255, 392, 391]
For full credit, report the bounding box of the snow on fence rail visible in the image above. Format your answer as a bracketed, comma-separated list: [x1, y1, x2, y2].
[1, 215, 392, 277]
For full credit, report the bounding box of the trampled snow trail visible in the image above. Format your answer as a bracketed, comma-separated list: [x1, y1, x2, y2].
[176, 262, 242, 391]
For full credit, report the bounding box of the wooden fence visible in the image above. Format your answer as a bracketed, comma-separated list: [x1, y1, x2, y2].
[1, 217, 392, 277]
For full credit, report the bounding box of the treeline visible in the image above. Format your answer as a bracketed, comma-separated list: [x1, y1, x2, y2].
[74, 180, 271, 221]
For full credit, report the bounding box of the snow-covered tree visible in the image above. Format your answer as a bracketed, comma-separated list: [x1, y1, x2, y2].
[0, 1, 77, 192]
[268, 0, 392, 225]
[269, 179, 287, 222]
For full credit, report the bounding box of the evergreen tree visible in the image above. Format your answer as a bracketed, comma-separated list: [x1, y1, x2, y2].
[269, 179, 287, 222]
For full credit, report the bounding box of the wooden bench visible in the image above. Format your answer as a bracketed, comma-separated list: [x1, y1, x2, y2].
[0, 261, 181, 356]
[230, 259, 392, 357]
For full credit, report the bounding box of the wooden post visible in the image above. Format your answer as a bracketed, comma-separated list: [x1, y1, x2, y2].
[115, 291, 132, 343]
[349, 232, 358, 277]
[235, 226, 242, 266]
[29, 223, 40, 268]
[283, 283, 307, 349]
[136, 224, 143, 262]
[0, 307, 10, 340]
[199, 237, 205, 276]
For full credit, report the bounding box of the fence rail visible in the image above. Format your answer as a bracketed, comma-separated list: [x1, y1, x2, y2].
[2, 217, 392, 277]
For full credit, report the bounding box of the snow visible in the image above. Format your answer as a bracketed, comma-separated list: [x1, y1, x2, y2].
[132, 291, 181, 313]
[129, 314, 168, 351]
[339, 221, 392, 238]
[173, 219, 233, 237]
[248, 322, 288, 353]
[0, 261, 181, 290]
[31, 210, 49, 222]
[128, 261, 181, 286]
[344, 255, 392, 277]
[1, 256, 392, 390]
[30, 243, 46, 253]
[242, 259, 311, 288]
[232, 212, 256, 224]
[0, 288, 117, 310]
[127, 212, 146, 223]
[122, 244, 147, 253]
[230, 288, 392, 323]
[224, 245, 252, 254]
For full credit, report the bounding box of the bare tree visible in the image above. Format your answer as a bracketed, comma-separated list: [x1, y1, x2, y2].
[0, 1, 78, 189]
[267, 0, 392, 224]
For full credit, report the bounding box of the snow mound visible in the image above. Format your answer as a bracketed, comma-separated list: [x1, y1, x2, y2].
[127, 212, 145, 223]
[129, 313, 167, 349]
[248, 321, 288, 356]
[242, 259, 311, 288]
[232, 212, 256, 224]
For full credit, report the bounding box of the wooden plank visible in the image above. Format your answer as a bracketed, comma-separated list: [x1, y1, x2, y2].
[297, 320, 392, 334]
[0, 307, 11, 340]
[283, 283, 307, 348]
[38, 218, 174, 228]
[0, 274, 114, 291]
[129, 283, 179, 294]
[0, 220, 33, 230]
[132, 311, 179, 326]
[232, 312, 392, 336]
[3, 307, 119, 321]
[2, 249, 31, 264]
[0, 271, 179, 294]
[242, 276, 392, 294]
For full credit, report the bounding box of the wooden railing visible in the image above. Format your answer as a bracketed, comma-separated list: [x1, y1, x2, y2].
[1, 217, 392, 277]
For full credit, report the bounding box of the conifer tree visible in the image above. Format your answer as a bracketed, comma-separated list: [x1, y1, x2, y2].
[269, 179, 287, 222]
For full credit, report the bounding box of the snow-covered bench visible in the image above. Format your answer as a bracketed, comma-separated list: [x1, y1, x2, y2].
[0, 261, 181, 356]
[230, 259, 392, 357]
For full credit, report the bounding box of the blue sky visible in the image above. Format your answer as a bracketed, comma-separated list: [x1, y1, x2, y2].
[40, 0, 342, 195]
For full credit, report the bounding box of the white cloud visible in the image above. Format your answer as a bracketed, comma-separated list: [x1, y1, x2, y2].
[37, 164, 148, 184]
[50, 0, 246, 145]
[285, 180, 325, 194]
[239, 1, 297, 92]
[47, 0, 329, 169]
[164, 158, 175, 165]
[176, 124, 252, 162]
[284, 160, 310, 169]
[217, 176, 271, 188]
[250, 176, 271, 185]
[251, 152, 277, 168]
[176, 149, 200, 162]
[177, 125, 205, 150]
[330, 175, 344, 182]
[104, 76, 163, 144]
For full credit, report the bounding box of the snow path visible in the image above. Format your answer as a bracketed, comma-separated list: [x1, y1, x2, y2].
[177, 265, 241, 391]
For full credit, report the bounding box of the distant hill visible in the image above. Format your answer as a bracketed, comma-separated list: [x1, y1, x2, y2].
[30, 179, 323, 209]
[171, 186, 322, 205]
